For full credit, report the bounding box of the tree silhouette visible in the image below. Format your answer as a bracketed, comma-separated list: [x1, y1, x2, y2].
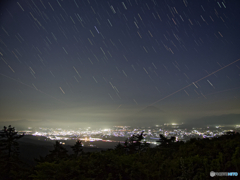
[157, 134, 176, 146]
[46, 141, 68, 162]
[71, 140, 83, 157]
[0, 125, 24, 179]
[0, 125, 24, 159]
[170, 136, 176, 143]
[226, 131, 235, 135]
[157, 134, 167, 145]
[114, 142, 125, 155]
[124, 131, 149, 153]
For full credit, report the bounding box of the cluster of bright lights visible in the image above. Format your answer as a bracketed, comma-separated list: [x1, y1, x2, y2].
[29, 125, 239, 145]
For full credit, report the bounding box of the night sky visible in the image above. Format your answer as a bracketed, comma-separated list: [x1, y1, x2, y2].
[0, 0, 240, 128]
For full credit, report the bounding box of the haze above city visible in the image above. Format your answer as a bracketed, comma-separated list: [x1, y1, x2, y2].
[0, 0, 240, 129]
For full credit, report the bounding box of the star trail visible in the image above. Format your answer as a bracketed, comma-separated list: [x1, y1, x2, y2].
[0, 0, 240, 128]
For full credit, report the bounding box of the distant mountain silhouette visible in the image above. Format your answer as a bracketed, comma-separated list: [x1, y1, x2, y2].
[184, 113, 240, 126]
[125, 106, 166, 127]
[0, 119, 49, 130]
[138, 106, 164, 114]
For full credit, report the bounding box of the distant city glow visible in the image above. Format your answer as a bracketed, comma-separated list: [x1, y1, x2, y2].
[24, 123, 240, 148]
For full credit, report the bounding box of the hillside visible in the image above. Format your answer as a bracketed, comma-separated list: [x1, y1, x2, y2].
[1, 132, 239, 179]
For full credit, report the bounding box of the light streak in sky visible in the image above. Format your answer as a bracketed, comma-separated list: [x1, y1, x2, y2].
[146, 58, 240, 107]
[204, 86, 240, 96]
[0, 73, 68, 106]
[194, 58, 240, 84]
[115, 104, 122, 110]
[59, 87, 65, 94]
[94, 26, 99, 34]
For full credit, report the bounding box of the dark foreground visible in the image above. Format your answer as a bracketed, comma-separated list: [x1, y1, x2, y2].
[1, 132, 239, 180]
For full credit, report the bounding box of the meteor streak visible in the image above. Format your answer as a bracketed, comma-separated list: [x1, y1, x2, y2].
[146, 58, 240, 107]
[0, 73, 68, 105]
